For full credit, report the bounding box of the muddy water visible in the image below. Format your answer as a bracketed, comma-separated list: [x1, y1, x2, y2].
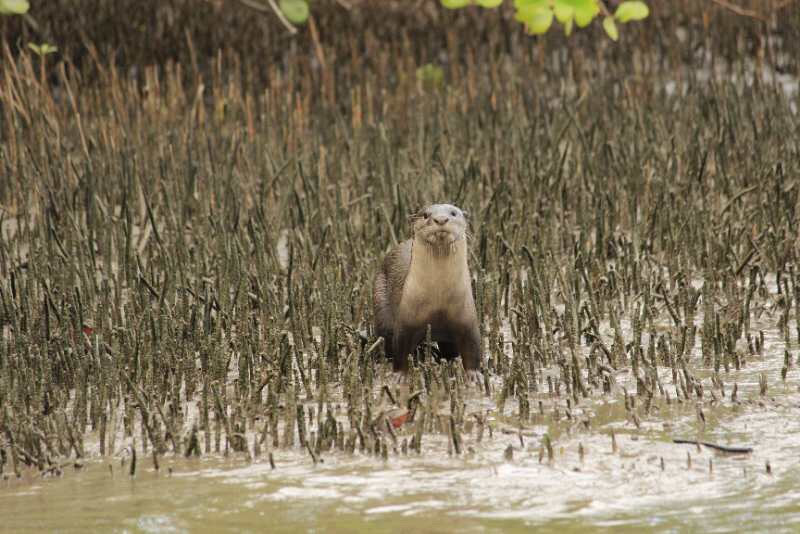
[2, 317, 799, 533]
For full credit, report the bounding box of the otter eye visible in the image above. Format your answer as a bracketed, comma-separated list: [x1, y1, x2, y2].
[450, 210, 457, 217]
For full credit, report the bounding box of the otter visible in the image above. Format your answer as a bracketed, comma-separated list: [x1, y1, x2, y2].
[373, 203, 482, 373]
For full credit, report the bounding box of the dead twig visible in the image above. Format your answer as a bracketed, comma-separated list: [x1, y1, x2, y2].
[673, 438, 753, 454]
[708, 0, 769, 22]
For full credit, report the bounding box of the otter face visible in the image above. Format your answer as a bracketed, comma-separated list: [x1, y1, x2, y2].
[411, 203, 468, 251]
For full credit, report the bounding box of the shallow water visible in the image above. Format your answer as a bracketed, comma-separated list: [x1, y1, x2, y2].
[2, 303, 799, 533]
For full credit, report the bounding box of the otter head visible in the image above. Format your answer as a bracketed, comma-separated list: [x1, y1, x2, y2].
[411, 203, 468, 256]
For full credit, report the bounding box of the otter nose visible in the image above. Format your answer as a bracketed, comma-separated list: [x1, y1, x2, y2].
[432, 215, 449, 225]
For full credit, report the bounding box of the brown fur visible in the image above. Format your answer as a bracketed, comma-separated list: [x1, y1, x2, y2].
[373, 204, 481, 372]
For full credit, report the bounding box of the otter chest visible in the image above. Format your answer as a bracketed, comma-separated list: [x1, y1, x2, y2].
[399, 262, 469, 327]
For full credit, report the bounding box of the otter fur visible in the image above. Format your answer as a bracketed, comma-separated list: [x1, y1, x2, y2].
[373, 203, 481, 372]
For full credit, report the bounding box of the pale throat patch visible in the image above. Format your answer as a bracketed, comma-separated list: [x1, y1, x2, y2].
[402, 236, 469, 316]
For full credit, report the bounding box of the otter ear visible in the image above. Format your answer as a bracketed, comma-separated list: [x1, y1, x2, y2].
[462, 209, 470, 219]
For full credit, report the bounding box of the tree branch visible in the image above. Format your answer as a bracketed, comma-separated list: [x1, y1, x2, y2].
[708, 0, 769, 22]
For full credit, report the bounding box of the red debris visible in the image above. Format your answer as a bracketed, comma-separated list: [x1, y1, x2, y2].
[390, 412, 409, 428]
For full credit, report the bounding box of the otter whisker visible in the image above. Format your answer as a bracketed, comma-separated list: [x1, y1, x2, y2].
[425, 240, 457, 258]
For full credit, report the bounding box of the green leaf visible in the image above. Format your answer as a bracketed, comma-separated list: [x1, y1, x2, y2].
[573, 0, 599, 27]
[563, 16, 573, 36]
[28, 42, 58, 56]
[552, 2, 574, 25]
[530, 9, 554, 34]
[476, 0, 503, 7]
[279, 0, 309, 24]
[0, 0, 30, 15]
[615, 1, 649, 23]
[514, 0, 547, 8]
[516, 5, 553, 34]
[441, 0, 471, 8]
[553, 0, 598, 28]
[602, 16, 618, 41]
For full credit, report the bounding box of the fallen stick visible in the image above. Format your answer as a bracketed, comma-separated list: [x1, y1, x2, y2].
[672, 438, 753, 454]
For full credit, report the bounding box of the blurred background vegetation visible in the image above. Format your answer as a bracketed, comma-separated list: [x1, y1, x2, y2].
[0, 0, 797, 85]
